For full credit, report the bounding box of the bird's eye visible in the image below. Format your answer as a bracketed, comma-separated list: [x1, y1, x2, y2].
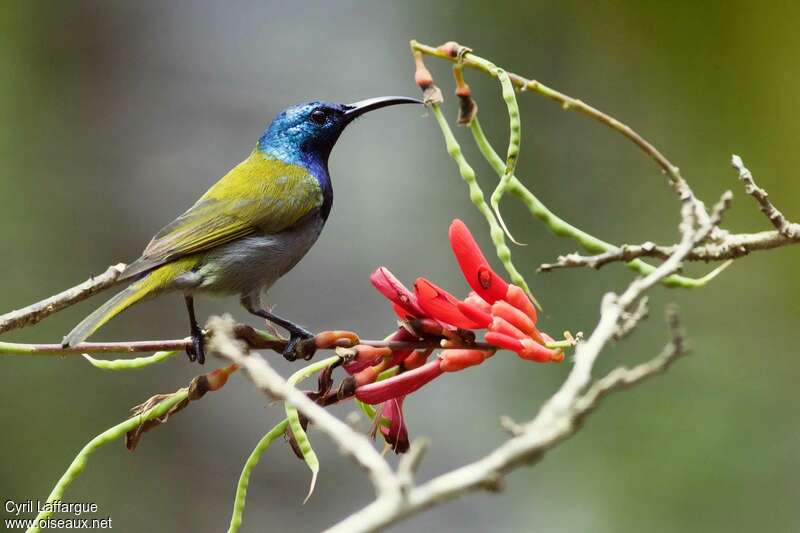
[310, 109, 327, 124]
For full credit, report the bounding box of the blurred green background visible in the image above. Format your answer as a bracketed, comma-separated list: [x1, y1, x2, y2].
[1, 1, 798, 532]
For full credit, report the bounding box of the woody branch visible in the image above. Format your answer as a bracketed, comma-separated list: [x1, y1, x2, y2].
[539, 156, 800, 271]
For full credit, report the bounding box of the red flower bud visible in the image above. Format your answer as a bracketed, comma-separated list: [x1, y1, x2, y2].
[448, 219, 509, 303]
[489, 315, 527, 339]
[485, 332, 562, 363]
[465, 291, 492, 313]
[380, 397, 409, 453]
[370, 267, 426, 318]
[456, 300, 493, 328]
[414, 53, 434, 90]
[392, 303, 416, 321]
[414, 277, 485, 329]
[354, 366, 380, 386]
[355, 345, 392, 363]
[204, 364, 239, 391]
[517, 338, 564, 363]
[314, 330, 360, 349]
[406, 317, 448, 337]
[505, 284, 538, 324]
[439, 349, 491, 372]
[355, 360, 444, 404]
[491, 300, 545, 345]
[484, 331, 525, 353]
[402, 349, 433, 370]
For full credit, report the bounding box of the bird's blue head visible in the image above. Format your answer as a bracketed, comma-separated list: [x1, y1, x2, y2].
[257, 96, 422, 168]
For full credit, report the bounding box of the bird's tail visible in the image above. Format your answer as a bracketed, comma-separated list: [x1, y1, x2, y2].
[62, 261, 187, 347]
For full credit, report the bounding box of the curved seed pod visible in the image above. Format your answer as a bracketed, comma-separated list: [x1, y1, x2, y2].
[355, 360, 444, 405]
[284, 356, 340, 504]
[82, 349, 179, 370]
[228, 418, 289, 533]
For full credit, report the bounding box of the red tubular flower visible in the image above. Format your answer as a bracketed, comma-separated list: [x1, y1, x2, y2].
[370, 267, 426, 318]
[489, 315, 527, 339]
[518, 339, 563, 363]
[402, 348, 433, 370]
[491, 300, 545, 344]
[448, 219, 509, 303]
[439, 349, 492, 372]
[464, 291, 492, 313]
[491, 300, 536, 335]
[392, 303, 415, 321]
[380, 397, 409, 453]
[504, 284, 538, 324]
[484, 332, 562, 363]
[355, 360, 444, 405]
[354, 366, 380, 386]
[414, 277, 486, 329]
[456, 300, 493, 328]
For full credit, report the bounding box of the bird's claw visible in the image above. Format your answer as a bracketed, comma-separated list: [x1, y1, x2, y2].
[186, 332, 206, 364]
[282, 328, 316, 361]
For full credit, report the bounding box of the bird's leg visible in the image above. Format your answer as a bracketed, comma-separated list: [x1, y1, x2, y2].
[241, 296, 315, 361]
[184, 295, 205, 364]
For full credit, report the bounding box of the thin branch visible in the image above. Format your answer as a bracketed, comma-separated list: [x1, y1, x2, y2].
[614, 296, 649, 341]
[411, 40, 714, 230]
[540, 156, 800, 272]
[0, 263, 126, 335]
[732, 154, 800, 239]
[0, 326, 570, 358]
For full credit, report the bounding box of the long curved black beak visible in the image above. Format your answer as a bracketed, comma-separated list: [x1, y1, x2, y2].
[343, 96, 423, 123]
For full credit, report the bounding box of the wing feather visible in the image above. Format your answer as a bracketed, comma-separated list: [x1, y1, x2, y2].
[120, 154, 323, 280]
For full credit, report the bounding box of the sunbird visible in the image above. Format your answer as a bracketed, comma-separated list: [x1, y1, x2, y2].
[63, 96, 422, 363]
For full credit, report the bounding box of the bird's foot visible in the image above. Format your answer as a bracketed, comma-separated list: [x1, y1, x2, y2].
[282, 327, 316, 361]
[186, 330, 206, 364]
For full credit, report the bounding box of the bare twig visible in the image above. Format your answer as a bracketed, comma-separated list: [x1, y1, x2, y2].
[0, 263, 126, 334]
[732, 154, 800, 239]
[540, 156, 800, 272]
[0, 325, 568, 358]
[614, 296, 650, 341]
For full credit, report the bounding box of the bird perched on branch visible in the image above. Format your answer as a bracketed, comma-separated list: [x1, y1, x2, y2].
[63, 96, 422, 363]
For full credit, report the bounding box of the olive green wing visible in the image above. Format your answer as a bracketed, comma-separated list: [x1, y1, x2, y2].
[120, 155, 323, 280]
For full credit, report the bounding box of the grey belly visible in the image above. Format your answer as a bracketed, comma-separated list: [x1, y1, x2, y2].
[173, 214, 325, 297]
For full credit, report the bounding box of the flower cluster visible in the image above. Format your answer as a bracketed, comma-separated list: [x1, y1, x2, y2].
[343, 219, 564, 452]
